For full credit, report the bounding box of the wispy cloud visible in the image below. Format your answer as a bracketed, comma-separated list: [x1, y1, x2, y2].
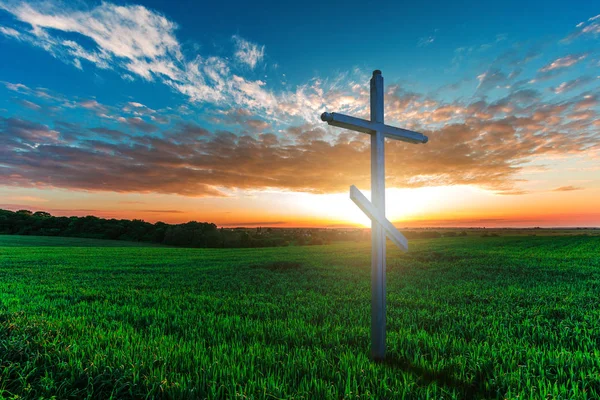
[550, 76, 594, 94]
[476, 69, 509, 93]
[417, 28, 439, 47]
[552, 185, 583, 192]
[212, 108, 271, 132]
[79, 100, 108, 115]
[495, 189, 529, 195]
[417, 35, 435, 47]
[539, 54, 586, 72]
[118, 117, 158, 133]
[0, 25, 20, 38]
[564, 14, 600, 42]
[232, 35, 265, 69]
[3, 81, 29, 92]
[15, 99, 41, 110]
[0, 1, 279, 114]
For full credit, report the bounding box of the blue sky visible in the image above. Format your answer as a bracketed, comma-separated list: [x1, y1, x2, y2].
[0, 0, 599, 226]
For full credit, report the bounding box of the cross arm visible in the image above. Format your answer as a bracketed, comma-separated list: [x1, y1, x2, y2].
[321, 112, 374, 135]
[349, 185, 409, 252]
[321, 112, 428, 144]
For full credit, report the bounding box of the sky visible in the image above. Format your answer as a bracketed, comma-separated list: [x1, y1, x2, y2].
[0, 0, 599, 228]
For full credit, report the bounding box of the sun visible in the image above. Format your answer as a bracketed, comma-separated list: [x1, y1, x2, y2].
[290, 186, 458, 227]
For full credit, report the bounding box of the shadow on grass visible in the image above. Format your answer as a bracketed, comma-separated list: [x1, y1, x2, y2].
[381, 355, 501, 399]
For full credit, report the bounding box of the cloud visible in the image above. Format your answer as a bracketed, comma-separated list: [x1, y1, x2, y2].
[494, 189, 529, 195]
[79, 99, 109, 115]
[0, 117, 61, 146]
[572, 95, 597, 111]
[528, 54, 589, 84]
[505, 89, 540, 105]
[0, 1, 181, 64]
[167, 123, 211, 142]
[550, 76, 594, 94]
[567, 113, 595, 124]
[476, 69, 509, 93]
[417, 36, 435, 47]
[16, 99, 41, 110]
[0, 26, 20, 38]
[563, 14, 600, 42]
[125, 101, 154, 115]
[213, 108, 271, 132]
[539, 54, 586, 73]
[232, 35, 265, 69]
[287, 124, 326, 144]
[120, 101, 171, 124]
[118, 117, 158, 133]
[0, 1, 279, 114]
[3, 81, 29, 92]
[150, 115, 170, 124]
[552, 186, 583, 192]
[1, 86, 598, 198]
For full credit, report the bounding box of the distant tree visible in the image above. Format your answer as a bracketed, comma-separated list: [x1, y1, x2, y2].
[152, 222, 168, 243]
[240, 231, 251, 247]
[33, 211, 51, 218]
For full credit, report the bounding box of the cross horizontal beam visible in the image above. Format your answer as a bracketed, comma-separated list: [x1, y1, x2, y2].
[349, 185, 408, 252]
[321, 112, 428, 144]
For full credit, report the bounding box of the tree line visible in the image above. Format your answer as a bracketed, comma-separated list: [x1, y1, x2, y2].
[0, 209, 371, 248]
[0, 209, 470, 248]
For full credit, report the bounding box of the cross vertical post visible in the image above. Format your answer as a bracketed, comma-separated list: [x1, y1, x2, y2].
[320, 70, 428, 362]
[370, 70, 386, 361]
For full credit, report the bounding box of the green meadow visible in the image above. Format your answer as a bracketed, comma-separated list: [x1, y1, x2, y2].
[1, 234, 599, 399]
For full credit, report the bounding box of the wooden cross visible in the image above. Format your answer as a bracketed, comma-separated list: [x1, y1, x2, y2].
[321, 70, 428, 361]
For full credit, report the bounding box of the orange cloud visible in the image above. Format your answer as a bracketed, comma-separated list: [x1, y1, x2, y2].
[552, 186, 583, 192]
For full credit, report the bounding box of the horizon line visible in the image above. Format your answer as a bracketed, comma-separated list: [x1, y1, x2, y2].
[3, 207, 599, 230]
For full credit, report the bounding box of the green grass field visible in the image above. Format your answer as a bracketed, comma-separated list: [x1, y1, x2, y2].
[1, 235, 599, 399]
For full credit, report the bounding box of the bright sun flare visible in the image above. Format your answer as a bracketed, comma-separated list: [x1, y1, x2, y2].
[292, 186, 456, 227]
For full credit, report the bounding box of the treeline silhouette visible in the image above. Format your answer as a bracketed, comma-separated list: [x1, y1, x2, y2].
[0, 209, 372, 248]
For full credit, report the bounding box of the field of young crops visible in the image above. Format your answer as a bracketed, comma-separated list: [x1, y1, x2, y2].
[1, 234, 599, 399]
